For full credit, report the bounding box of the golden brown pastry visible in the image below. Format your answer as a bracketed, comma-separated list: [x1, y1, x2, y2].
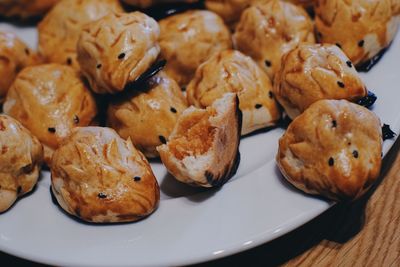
[77, 12, 160, 94]
[187, 50, 280, 135]
[108, 71, 188, 158]
[205, 0, 253, 25]
[157, 93, 241, 187]
[3, 64, 97, 166]
[159, 10, 232, 87]
[315, 0, 399, 66]
[0, 115, 43, 213]
[233, 0, 315, 79]
[273, 44, 367, 119]
[38, 0, 123, 69]
[277, 99, 382, 201]
[0, 0, 59, 19]
[51, 127, 160, 223]
[283, 0, 314, 7]
[0, 31, 41, 103]
[121, 0, 198, 8]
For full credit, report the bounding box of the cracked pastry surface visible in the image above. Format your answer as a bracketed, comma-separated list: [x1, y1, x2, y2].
[315, 0, 399, 66]
[159, 10, 232, 87]
[51, 127, 160, 223]
[233, 0, 315, 79]
[273, 44, 367, 119]
[77, 11, 160, 94]
[0, 115, 43, 213]
[157, 93, 241, 187]
[277, 99, 382, 201]
[3, 64, 97, 166]
[38, 0, 123, 69]
[0, 31, 40, 102]
[0, 0, 59, 19]
[121, 0, 198, 8]
[108, 71, 188, 158]
[187, 50, 280, 135]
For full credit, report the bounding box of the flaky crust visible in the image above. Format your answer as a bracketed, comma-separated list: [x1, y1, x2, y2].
[233, 0, 315, 79]
[157, 93, 241, 187]
[315, 0, 399, 65]
[277, 100, 382, 201]
[108, 72, 188, 158]
[38, 0, 123, 69]
[51, 127, 160, 223]
[0, 115, 43, 213]
[0, 0, 59, 19]
[159, 10, 232, 87]
[3, 64, 97, 166]
[205, 0, 253, 24]
[187, 50, 280, 135]
[273, 44, 367, 119]
[0, 31, 41, 102]
[77, 12, 160, 94]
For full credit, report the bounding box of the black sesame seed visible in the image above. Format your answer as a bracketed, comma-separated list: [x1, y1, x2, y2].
[358, 40, 365, 47]
[96, 64, 102, 69]
[66, 57, 72, 65]
[118, 53, 126, 60]
[24, 48, 30, 55]
[159, 135, 167, 144]
[133, 176, 141, 182]
[170, 107, 177, 113]
[98, 192, 107, 199]
[332, 120, 337, 128]
[265, 60, 271, 67]
[346, 61, 353, 68]
[337, 81, 345, 88]
[335, 43, 342, 49]
[73, 115, 80, 124]
[328, 157, 334, 166]
[255, 104, 262, 109]
[17, 186, 22, 194]
[352, 150, 359, 158]
[48, 127, 56, 133]
[269, 91, 274, 99]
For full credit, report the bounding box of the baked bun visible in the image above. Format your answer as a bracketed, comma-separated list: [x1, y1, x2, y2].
[0, 0, 59, 19]
[273, 44, 367, 119]
[283, 0, 314, 7]
[187, 50, 280, 135]
[0, 31, 40, 102]
[3, 64, 97, 166]
[157, 93, 241, 187]
[315, 0, 399, 66]
[205, 0, 253, 25]
[159, 10, 232, 87]
[233, 0, 315, 79]
[77, 12, 160, 94]
[0, 115, 43, 213]
[38, 0, 123, 69]
[108, 71, 188, 158]
[121, 0, 198, 8]
[51, 127, 160, 223]
[277, 99, 382, 201]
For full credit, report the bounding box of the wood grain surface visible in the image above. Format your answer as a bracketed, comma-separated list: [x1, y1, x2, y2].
[1, 138, 399, 266]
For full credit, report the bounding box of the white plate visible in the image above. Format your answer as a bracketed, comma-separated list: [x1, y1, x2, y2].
[0, 22, 399, 267]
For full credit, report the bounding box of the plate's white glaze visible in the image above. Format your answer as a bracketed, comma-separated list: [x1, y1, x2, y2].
[0, 22, 399, 267]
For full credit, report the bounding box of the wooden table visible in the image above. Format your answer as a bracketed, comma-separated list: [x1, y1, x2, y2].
[1, 138, 399, 266]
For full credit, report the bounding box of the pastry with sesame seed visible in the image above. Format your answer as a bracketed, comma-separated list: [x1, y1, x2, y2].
[77, 11, 160, 94]
[0, 0, 59, 19]
[273, 44, 368, 119]
[3, 64, 97, 166]
[0, 115, 43, 213]
[107, 71, 188, 158]
[51, 127, 160, 223]
[277, 99, 382, 201]
[315, 0, 399, 66]
[38, 0, 123, 69]
[0, 31, 41, 103]
[186, 50, 280, 135]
